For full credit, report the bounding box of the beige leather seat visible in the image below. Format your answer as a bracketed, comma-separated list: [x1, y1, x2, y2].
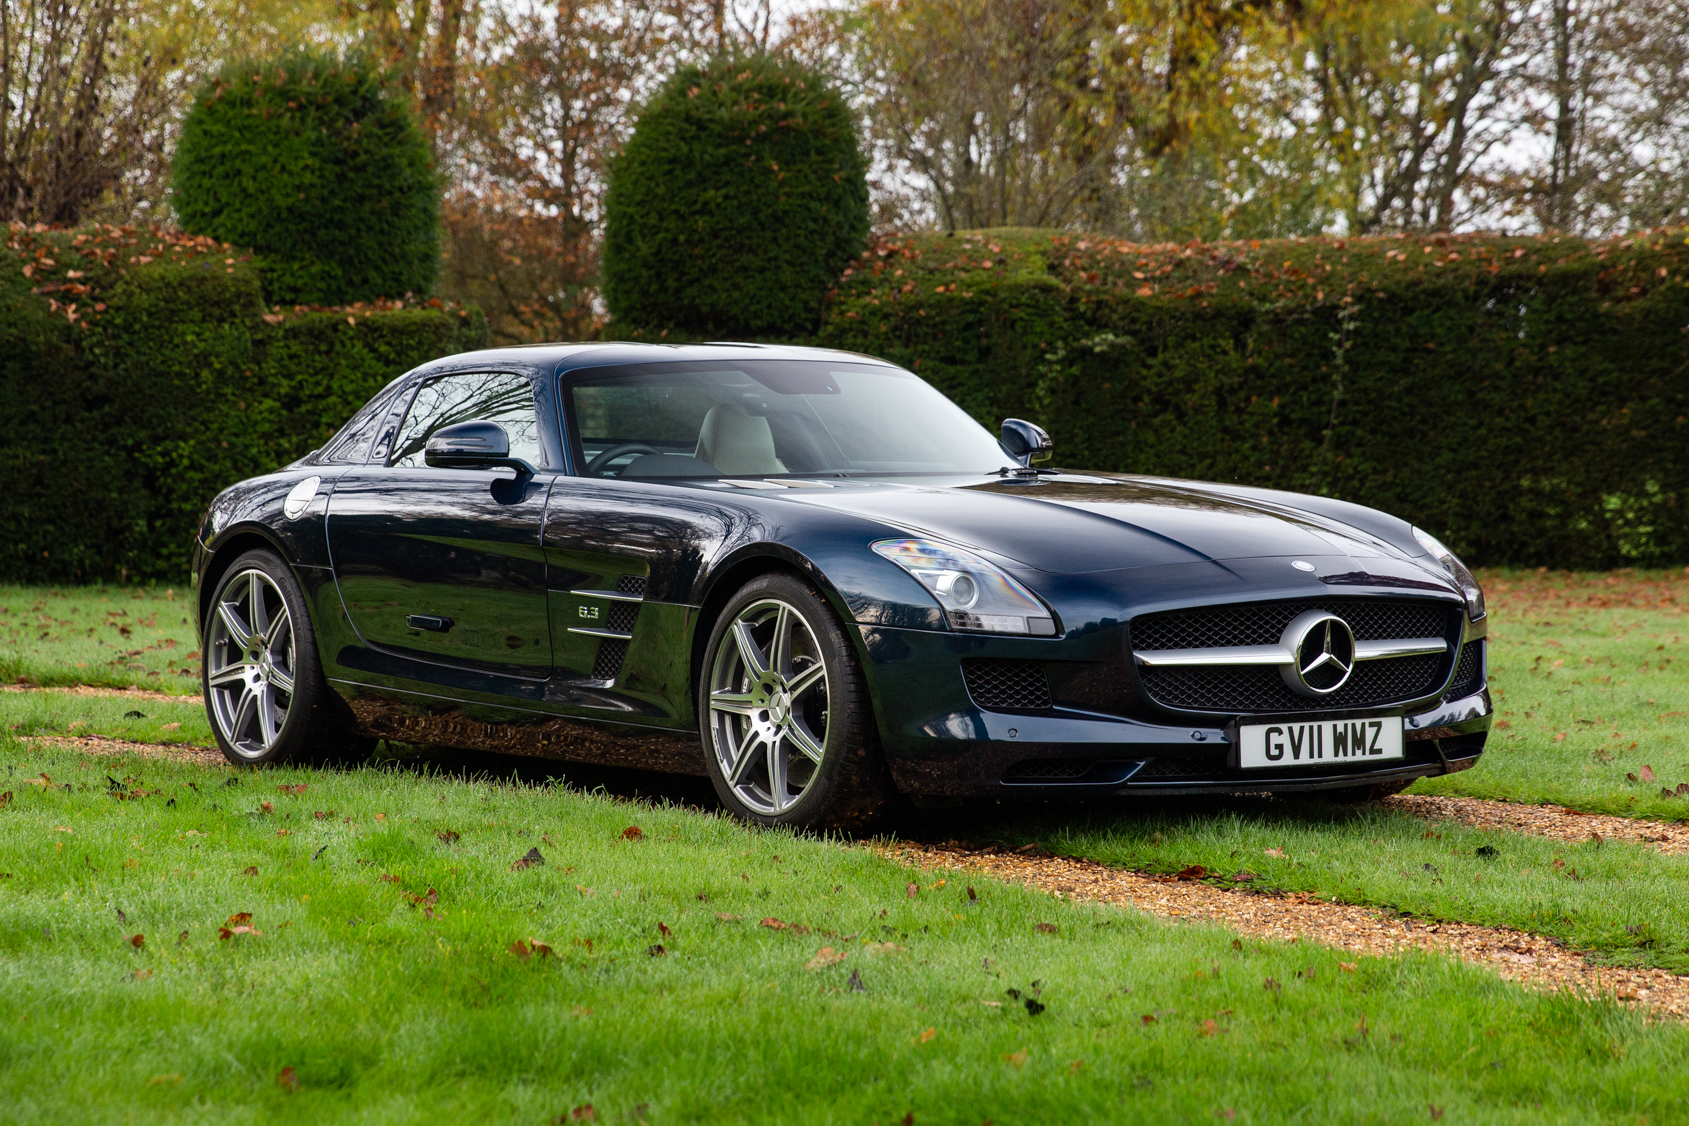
[696, 404, 787, 475]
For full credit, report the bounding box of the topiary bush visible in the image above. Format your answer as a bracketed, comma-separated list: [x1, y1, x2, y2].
[602, 54, 870, 339]
[172, 49, 440, 305]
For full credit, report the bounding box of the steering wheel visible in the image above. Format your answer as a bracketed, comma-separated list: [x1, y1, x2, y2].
[585, 442, 664, 477]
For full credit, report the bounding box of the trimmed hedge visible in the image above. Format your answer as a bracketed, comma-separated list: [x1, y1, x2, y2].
[819, 228, 1689, 569]
[603, 54, 869, 338]
[1, 226, 486, 583]
[173, 50, 441, 305]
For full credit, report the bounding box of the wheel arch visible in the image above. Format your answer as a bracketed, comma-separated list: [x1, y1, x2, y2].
[197, 526, 292, 637]
[687, 544, 871, 720]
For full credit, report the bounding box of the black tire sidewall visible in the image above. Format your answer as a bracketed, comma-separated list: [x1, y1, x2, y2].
[698, 573, 870, 827]
[203, 549, 331, 767]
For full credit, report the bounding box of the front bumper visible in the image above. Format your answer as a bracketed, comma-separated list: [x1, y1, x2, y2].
[857, 623, 1491, 798]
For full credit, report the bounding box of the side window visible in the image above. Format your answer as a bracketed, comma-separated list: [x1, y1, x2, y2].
[389, 372, 542, 469]
[321, 386, 399, 465]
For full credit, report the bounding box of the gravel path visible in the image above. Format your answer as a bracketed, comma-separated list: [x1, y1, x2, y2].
[21, 734, 225, 765]
[885, 840, 1689, 1020]
[2, 684, 202, 705]
[1384, 794, 1689, 853]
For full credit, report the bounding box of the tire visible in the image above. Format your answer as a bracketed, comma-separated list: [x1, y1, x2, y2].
[1322, 778, 1414, 805]
[698, 572, 891, 830]
[202, 549, 373, 768]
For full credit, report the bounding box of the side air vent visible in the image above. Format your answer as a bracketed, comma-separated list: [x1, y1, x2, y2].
[606, 601, 640, 634]
[962, 660, 1052, 711]
[592, 639, 629, 681]
[615, 574, 647, 597]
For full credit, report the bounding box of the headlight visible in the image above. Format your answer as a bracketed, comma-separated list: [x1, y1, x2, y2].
[1411, 526, 1485, 620]
[871, 538, 1057, 636]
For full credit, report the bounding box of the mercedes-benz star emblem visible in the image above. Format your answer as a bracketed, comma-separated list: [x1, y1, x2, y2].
[1278, 609, 1356, 696]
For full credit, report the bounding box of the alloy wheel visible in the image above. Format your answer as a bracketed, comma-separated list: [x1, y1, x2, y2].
[206, 568, 297, 759]
[707, 598, 831, 815]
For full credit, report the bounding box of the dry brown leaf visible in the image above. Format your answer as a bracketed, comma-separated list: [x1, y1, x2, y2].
[806, 946, 848, 971]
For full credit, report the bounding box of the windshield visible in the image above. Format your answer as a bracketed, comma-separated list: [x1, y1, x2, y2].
[563, 360, 1008, 478]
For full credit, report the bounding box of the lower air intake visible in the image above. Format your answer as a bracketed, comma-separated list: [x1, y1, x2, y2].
[962, 660, 1052, 711]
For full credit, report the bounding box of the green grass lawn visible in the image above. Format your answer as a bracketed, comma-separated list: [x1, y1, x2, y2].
[3, 739, 1688, 1125]
[0, 585, 201, 693]
[1418, 568, 1689, 819]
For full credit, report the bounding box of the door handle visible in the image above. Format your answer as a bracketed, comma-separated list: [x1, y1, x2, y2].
[406, 614, 455, 632]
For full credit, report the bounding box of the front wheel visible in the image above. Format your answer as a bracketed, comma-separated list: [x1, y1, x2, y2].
[202, 549, 371, 767]
[699, 573, 890, 829]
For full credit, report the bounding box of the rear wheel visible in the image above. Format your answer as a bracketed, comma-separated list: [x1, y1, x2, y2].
[700, 573, 890, 829]
[203, 549, 371, 767]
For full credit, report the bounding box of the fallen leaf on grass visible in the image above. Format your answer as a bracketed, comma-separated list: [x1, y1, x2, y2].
[1199, 1019, 1229, 1036]
[242, 866, 258, 876]
[437, 830, 460, 844]
[1641, 765, 1657, 783]
[130, 934, 144, 949]
[1035, 922, 1058, 935]
[277, 784, 307, 795]
[260, 801, 273, 814]
[146, 1074, 183, 1086]
[906, 882, 918, 898]
[568, 1106, 595, 1122]
[806, 946, 848, 971]
[1141, 1014, 1157, 1025]
[760, 917, 810, 934]
[277, 1066, 298, 1093]
[621, 825, 643, 841]
[0, 792, 10, 809]
[161, 723, 180, 731]
[714, 912, 741, 922]
[511, 848, 545, 870]
[847, 969, 866, 992]
[863, 941, 905, 955]
[218, 912, 262, 940]
[1339, 962, 1357, 973]
[645, 944, 666, 957]
[379, 874, 401, 883]
[1264, 847, 1285, 858]
[1002, 1049, 1028, 1068]
[1176, 865, 1208, 880]
[1429, 1106, 1444, 1120]
[913, 1027, 936, 1044]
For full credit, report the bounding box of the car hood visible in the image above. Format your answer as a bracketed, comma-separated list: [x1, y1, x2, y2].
[778, 474, 1437, 579]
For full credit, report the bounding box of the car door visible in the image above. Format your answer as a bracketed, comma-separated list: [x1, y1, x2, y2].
[326, 370, 555, 681]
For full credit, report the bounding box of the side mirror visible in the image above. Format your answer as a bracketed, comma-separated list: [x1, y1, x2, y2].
[999, 418, 1053, 466]
[425, 421, 536, 475]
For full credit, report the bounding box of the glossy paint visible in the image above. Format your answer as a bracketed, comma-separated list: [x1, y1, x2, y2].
[191, 342, 1491, 798]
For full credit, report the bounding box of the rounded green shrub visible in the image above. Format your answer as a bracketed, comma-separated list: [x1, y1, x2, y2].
[603, 54, 870, 338]
[173, 50, 440, 305]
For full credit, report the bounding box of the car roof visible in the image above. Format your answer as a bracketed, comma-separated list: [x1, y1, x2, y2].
[410, 340, 900, 380]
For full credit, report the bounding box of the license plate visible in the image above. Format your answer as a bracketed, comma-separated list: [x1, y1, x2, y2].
[1237, 715, 1404, 769]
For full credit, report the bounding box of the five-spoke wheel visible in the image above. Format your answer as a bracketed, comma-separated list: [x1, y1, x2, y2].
[201, 549, 370, 767]
[700, 573, 889, 828]
[207, 568, 296, 758]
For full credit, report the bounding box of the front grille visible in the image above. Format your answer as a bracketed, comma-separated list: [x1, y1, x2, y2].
[1002, 759, 1094, 782]
[1446, 640, 1484, 698]
[1129, 598, 1459, 715]
[962, 660, 1052, 711]
[1139, 655, 1443, 714]
[1130, 599, 1455, 651]
[592, 638, 629, 680]
[606, 601, 640, 634]
[615, 574, 647, 597]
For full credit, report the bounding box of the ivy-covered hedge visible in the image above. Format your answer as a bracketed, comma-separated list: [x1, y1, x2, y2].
[819, 228, 1689, 569]
[1, 226, 486, 583]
